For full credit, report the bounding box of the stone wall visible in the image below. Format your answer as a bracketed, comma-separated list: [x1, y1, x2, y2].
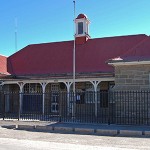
[114, 64, 150, 90]
[112, 64, 150, 124]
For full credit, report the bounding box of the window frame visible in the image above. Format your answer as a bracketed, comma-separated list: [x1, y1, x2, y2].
[78, 22, 83, 35]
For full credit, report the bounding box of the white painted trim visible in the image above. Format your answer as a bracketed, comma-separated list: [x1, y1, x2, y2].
[90, 81, 101, 117]
[41, 82, 47, 114]
[75, 18, 90, 23]
[18, 82, 24, 114]
[64, 82, 73, 115]
[2, 77, 115, 85]
[108, 61, 150, 66]
[75, 17, 90, 38]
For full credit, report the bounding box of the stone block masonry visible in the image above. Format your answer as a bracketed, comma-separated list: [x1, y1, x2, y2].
[114, 64, 150, 91]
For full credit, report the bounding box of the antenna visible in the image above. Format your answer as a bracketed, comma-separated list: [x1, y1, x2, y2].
[15, 17, 18, 52]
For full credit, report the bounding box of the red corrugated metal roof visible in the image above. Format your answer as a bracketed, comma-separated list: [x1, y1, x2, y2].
[0, 55, 9, 75]
[109, 36, 150, 62]
[7, 34, 147, 76]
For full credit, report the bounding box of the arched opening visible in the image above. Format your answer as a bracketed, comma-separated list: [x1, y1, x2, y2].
[22, 83, 43, 113]
[69, 82, 94, 104]
[23, 83, 42, 93]
[3, 84, 20, 92]
[44, 82, 67, 115]
[1, 84, 20, 117]
[69, 82, 95, 120]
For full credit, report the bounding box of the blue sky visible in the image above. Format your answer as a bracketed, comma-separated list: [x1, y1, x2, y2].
[1, 0, 150, 56]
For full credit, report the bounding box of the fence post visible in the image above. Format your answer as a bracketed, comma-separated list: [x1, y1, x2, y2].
[108, 91, 110, 125]
[59, 92, 62, 122]
[18, 92, 21, 120]
[72, 92, 76, 119]
[94, 86, 99, 118]
[2, 92, 5, 120]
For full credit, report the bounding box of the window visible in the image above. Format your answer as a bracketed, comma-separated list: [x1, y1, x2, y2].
[78, 22, 83, 34]
[109, 82, 115, 90]
[51, 84, 59, 91]
[76, 92, 85, 104]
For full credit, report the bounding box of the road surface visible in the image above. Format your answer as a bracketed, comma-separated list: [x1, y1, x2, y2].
[0, 127, 149, 150]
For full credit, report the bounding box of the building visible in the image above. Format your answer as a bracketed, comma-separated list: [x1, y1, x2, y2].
[0, 14, 150, 124]
[0, 55, 8, 77]
[108, 36, 150, 91]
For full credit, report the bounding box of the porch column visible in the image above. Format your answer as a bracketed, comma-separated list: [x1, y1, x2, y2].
[18, 82, 24, 114]
[91, 81, 100, 117]
[41, 82, 47, 114]
[64, 82, 72, 115]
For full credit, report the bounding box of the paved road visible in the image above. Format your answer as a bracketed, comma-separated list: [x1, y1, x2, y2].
[0, 127, 150, 150]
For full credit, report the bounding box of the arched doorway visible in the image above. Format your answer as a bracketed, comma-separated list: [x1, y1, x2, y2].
[22, 83, 43, 113]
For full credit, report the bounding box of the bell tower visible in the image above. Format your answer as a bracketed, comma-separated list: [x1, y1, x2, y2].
[75, 14, 90, 44]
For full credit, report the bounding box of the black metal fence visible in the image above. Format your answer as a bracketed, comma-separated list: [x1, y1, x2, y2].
[0, 91, 150, 125]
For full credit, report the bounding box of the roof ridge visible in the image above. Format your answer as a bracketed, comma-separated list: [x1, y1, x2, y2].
[89, 34, 147, 41]
[29, 40, 73, 46]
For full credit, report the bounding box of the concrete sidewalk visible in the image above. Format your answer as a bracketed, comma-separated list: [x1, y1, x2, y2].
[1, 120, 150, 136]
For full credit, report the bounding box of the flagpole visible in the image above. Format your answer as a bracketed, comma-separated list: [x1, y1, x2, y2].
[15, 18, 18, 52]
[73, 0, 76, 117]
[73, 0, 76, 94]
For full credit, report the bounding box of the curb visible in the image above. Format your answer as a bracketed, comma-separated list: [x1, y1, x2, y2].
[144, 131, 150, 136]
[96, 129, 118, 136]
[54, 126, 73, 132]
[75, 128, 94, 134]
[17, 125, 36, 130]
[36, 125, 53, 131]
[3, 124, 150, 136]
[119, 130, 142, 136]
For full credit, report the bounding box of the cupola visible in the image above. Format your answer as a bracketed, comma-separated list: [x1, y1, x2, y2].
[75, 14, 90, 44]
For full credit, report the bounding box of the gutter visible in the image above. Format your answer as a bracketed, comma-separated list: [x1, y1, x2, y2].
[108, 60, 150, 66]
